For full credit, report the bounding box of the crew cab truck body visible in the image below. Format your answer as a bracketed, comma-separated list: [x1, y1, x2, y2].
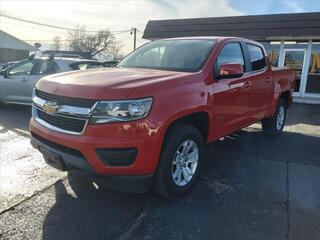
[30, 37, 295, 199]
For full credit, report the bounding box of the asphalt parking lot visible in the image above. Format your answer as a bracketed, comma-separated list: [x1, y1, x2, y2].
[0, 103, 319, 240]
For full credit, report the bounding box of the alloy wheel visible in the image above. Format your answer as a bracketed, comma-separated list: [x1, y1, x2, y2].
[171, 139, 199, 187]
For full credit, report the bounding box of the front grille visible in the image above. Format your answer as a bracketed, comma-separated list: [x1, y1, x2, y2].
[35, 89, 96, 108]
[37, 109, 86, 133]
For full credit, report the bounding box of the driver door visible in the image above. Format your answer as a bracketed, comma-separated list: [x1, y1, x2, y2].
[0, 60, 39, 104]
[211, 42, 252, 138]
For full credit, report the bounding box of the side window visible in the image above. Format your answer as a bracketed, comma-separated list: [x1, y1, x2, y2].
[8, 61, 35, 76]
[247, 44, 266, 71]
[38, 61, 60, 75]
[215, 43, 245, 74]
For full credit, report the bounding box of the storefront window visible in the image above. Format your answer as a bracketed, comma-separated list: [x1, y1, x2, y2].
[283, 50, 305, 92]
[282, 42, 308, 93]
[261, 42, 280, 67]
[306, 43, 320, 94]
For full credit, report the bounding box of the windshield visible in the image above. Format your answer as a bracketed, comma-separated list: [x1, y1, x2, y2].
[118, 39, 217, 72]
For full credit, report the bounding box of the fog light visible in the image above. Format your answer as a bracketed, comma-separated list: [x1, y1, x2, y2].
[96, 148, 137, 166]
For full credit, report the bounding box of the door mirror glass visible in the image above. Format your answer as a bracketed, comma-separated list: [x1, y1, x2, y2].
[218, 62, 244, 79]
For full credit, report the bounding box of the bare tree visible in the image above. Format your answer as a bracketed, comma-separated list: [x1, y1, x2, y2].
[68, 25, 87, 52]
[109, 41, 124, 60]
[51, 36, 61, 50]
[68, 25, 115, 57]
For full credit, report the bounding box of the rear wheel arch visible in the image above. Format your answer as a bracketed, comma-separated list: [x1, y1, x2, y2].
[267, 90, 291, 117]
[279, 90, 291, 107]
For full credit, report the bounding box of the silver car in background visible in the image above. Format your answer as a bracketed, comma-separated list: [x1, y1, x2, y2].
[0, 57, 102, 105]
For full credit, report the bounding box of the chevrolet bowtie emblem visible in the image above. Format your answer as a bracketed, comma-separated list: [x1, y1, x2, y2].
[43, 101, 60, 114]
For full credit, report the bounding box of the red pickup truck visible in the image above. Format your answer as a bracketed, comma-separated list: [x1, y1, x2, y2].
[30, 37, 295, 199]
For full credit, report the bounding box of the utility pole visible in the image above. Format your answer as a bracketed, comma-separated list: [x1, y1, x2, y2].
[131, 27, 137, 51]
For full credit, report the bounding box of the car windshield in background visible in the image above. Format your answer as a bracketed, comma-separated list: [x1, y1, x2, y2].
[118, 39, 217, 72]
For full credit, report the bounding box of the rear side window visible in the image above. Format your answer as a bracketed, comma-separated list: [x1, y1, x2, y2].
[247, 44, 266, 71]
[215, 42, 246, 73]
[38, 61, 60, 75]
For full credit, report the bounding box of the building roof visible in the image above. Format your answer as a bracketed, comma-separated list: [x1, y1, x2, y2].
[0, 30, 36, 51]
[143, 12, 320, 41]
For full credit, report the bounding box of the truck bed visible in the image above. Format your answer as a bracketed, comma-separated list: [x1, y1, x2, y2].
[271, 67, 296, 105]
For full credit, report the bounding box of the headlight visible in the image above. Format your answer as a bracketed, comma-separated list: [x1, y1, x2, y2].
[31, 88, 36, 118]
[90, 97, 153, 124]
[32, 88, 36, 99]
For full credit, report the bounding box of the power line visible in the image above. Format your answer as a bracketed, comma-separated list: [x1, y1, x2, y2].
[0, 13, 131, 33]
[1, 20, 66, 34]
[21, 30, 131, 42]
[23, 39, 71, 42]
[3, 19, 131, 42]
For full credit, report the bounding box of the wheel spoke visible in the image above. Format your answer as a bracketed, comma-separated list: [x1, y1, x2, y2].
[186, 140, 193, 154]
[182, 167, 189, 181]
[185, 166, 193, 176]
[172, 157, 178, 165]
[173, 167, 182, 184]
[173, 166, 180, 178]
[181, 141, 189, 154]
[187, 150, 198, 163]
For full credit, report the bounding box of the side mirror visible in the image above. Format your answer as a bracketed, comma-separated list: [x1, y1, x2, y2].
[218, 63, 243, 79]
[0, 70, 8, 78]
[29, 54, 35, 60]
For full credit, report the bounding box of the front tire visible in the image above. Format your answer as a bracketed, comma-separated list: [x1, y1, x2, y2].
[262, 98, 287, 137]
[153, 124, 204, 199]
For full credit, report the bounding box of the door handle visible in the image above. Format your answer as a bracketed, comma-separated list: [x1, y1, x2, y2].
[243, 81, 251, 88]
[21, 78, 27, 83]
[265, 77, 271, 83]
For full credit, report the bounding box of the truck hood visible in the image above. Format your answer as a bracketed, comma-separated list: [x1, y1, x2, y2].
[36, 68, 193, 99]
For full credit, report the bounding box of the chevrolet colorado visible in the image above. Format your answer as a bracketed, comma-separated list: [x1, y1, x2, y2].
[30, 37, 295, 199]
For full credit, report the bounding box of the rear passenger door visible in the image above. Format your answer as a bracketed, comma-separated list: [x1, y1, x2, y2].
[244, 43, 273, 121]
[32, 59, 61, 91]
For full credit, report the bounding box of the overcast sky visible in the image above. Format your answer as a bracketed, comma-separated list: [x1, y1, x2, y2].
[0, 0, 319, 54]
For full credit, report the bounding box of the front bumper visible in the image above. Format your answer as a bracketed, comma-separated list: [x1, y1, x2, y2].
[30, 131, 154, 193]
[30, 117, 164, 191]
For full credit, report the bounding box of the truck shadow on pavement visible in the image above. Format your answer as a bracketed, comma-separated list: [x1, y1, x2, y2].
[42, 129, 320, 240]
[0, 104, 31, 132]
[42, 171, 152, 240]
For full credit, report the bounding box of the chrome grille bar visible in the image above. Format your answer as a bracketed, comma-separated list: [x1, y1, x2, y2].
[32, 91, 98, 135]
